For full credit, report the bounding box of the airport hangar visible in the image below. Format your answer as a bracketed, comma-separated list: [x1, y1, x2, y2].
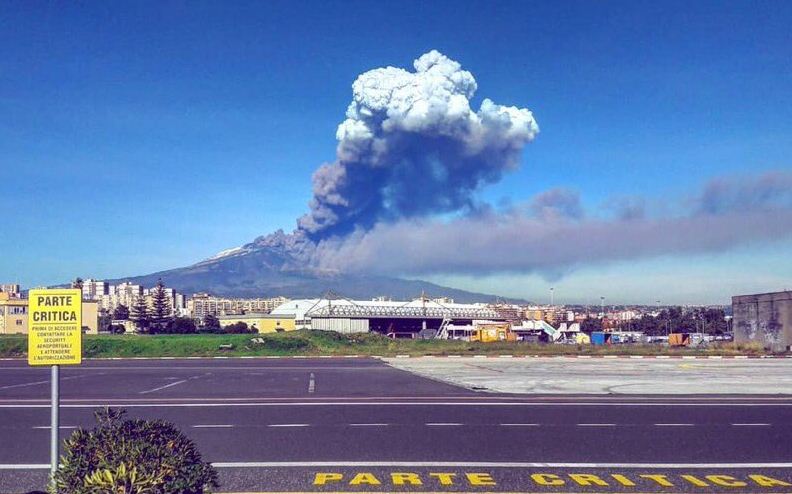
[269, 298, 511, 336]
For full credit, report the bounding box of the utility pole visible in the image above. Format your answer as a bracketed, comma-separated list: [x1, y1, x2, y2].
[550, 287, 554, 308]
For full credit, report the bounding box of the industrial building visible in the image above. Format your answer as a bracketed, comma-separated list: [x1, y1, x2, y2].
[270, 297, 509, 336]
[733, 290, 792, 351]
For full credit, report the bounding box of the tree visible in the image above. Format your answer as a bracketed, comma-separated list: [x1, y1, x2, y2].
[581, 317, 602, 333]
[223, 322, 252, 334]
[110, 324, 126, 334]
[165, 317, 197, 334]
[98, 312, 112, 333]
[130, 295, 150, 333]
[71, 277, 84, 290]
[151, 280, 172, 330]
[112, 304, 130, 321]
[201, 314, 221, 333]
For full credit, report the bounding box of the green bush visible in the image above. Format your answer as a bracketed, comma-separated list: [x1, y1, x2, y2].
[54, 408, 218, 494]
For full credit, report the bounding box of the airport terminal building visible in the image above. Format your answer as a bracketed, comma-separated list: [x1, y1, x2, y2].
[733, 290, 792, 351]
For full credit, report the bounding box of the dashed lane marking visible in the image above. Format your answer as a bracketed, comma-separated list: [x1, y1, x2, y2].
[654, 423, 695, 427]
[425, 423, 463, 426]
[577, 424, 616, 427]
[268, 424, 310, 428]
[349, 423, 389, 427]
[138, 379, 188, 394]
[193, 424, 234, 428]
[0, 373, 100, 390]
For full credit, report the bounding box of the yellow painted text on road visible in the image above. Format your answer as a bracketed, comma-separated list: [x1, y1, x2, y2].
[312, 471, 792, 489]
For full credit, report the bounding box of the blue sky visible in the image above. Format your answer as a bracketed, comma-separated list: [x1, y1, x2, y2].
[2, 0, 791, 304]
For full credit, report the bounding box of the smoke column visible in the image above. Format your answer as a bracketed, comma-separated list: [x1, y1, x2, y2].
[297, 50, 539, 239]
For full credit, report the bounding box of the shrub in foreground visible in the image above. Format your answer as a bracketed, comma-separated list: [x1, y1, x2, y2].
[54, 408, 218, 494]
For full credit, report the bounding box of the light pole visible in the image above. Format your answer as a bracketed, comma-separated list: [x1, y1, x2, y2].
[550, 287, 554, 308]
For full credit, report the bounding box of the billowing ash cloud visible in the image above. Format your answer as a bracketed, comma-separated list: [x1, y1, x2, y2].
[311, 172, 792, 276]
[297, 50, 539, 239]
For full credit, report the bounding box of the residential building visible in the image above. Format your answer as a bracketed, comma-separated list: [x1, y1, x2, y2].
[0, 293, 99, 334]
[0, 291, 28, 334]
[188, 294, 289, 320]
[0, 284, 21, 297]
[81, 279, 110, 300]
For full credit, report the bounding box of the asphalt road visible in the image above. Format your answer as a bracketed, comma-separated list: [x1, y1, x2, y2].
[1, 358, 791, 493]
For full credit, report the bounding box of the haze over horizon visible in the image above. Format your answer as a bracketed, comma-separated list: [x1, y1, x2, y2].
[2, 1, 791, 305]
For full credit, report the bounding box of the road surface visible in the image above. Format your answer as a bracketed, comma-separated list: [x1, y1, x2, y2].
[1, 358, 791, 493]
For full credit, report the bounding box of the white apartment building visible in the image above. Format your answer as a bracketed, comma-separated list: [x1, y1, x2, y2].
[82, 279, 110, 300]
[188, 294, 289, 320]
[0, 284, 20, 296]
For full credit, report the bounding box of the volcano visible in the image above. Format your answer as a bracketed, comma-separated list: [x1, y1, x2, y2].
[111, 231, 514, 303]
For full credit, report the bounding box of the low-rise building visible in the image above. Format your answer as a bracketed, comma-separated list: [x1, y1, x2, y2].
[0, 292, 28, 334]
[0, 284, 21, 297]
[0, 293, 99, 334]
[217, 313, 296, 333]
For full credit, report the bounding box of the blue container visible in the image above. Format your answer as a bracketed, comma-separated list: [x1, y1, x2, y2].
[591, 332, 608, 345]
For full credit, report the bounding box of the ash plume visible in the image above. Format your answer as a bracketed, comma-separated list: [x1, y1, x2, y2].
[211, 53, 791, 283]
[311, 172, 792, 276]
[297, 50, 539, 239]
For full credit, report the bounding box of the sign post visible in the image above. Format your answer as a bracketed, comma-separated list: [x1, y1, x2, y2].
[27, 288, 82, 485]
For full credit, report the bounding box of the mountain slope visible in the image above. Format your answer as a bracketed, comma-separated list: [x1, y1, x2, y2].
[111, 232, 517, 303]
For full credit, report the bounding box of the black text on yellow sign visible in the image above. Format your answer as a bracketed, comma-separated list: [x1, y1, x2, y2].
[313, 471, 792, 489]
[27, 288, 82, 366]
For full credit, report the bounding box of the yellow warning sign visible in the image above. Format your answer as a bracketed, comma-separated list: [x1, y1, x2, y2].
[27, 288, 82, 366]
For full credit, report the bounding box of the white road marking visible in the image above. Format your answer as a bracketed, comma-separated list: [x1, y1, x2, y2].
[654, 423, 695, 426]
[0, 373, 98, 390]
[732, 423, 771, 426]
[500, 423, 540, 426]
[425, 422, 462, 426]
[32, 426, 78, 430]
[138, 379, 188, 394]
[349, 423, 388, 426]
[577, 423, 616, 426]
[308, 372, 315, 394]
[192, 424, 234, 428]
[0, 400, 790, 409]
[268, 424, 310, 427]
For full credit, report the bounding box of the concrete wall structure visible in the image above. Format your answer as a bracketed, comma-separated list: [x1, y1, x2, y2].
[733, 291, 792, 351]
